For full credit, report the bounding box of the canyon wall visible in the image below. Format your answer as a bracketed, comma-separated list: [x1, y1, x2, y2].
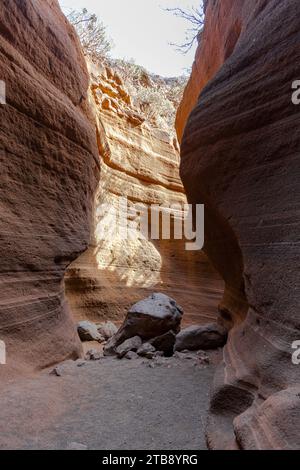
[177, 0, 300, 449]
[0, 0, 99, 377]
[65, 62, 224, 326]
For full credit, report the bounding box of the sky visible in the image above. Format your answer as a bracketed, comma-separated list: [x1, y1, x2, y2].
[58, 0, 201, 77]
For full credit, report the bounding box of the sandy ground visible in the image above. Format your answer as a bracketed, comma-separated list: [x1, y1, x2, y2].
[0, 353, 219, 450]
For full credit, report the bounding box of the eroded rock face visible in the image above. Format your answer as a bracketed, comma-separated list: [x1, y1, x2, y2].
[0, 0, 99, 377]
[65, 60, 224, 325]
[177, 0, 300, 450]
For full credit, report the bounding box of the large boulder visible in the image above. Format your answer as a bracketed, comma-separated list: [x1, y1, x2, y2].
[104, 293, 183, 355]
[175, 324, 227, 352]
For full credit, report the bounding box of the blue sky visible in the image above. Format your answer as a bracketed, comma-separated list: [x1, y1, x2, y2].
[58, 0, 201, 77]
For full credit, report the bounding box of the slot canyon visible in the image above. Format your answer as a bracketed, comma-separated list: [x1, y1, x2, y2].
[0, 0, 299, 451]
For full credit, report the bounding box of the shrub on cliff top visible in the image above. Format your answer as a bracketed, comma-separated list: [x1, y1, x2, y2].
[67, 9, 187, 133]
[67, 8, 112, 60]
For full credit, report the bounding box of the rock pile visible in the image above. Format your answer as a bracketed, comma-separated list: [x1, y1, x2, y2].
[103, 293, 183, 357]
[77, 293, 228, 360]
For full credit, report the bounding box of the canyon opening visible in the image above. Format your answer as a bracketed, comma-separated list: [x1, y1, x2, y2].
[0, 0, 299, 456]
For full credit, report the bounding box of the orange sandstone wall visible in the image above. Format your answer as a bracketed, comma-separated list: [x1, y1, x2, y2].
[65, 61, 224, 325]
[0, 0, 99, 378]
[177, 0, 300, 450]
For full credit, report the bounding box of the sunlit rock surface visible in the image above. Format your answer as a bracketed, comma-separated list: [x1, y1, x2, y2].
[65, 61, 224, 325]
[177, 0, 300, 450]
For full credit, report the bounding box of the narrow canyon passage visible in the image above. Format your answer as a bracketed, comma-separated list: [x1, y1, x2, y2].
[64, 59, 224, 328]
[1, 0, 299, 453]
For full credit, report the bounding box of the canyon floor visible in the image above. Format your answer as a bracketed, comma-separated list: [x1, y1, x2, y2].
[0, 353, 220, 450]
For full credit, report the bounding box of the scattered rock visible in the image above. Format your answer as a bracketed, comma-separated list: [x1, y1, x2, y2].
[97, 321, 118, 340]
[149, 331, 176, 357]
[146, 362, 155, 369]
[175, 323, 227, 351]
[67, 442, 88, 450]
[76, 360, 87, 367]
[77, 321, 105, 343]
[104, 293, 183, 355]
[153, 351, 164, 358]
[50, 360, 79, 377]
[197, 351, 210, 365]
[124, 351, 138, 360]
[174, 351, 196, 361]
[103, 339, 118, 357]
[51, 366, 62, 377]
[152, 356, 172, 368]
[116, 336, 142, 358]
[85, 349, 103, 361]
[137, 343, 156, 359]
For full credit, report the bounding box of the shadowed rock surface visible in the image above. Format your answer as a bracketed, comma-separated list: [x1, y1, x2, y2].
[0, 357, 216, 450]
[116, 336, 142, 358]
[149, 331, 176, 357]
[177, 0, 300, 450]
[175, 324, 227, 352]
[0, 0, 99, 378]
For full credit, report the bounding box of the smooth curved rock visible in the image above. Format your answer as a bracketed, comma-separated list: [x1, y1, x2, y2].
[177, 0, 300, 450]
[0, 0, 99, 378]
[175, 324, 227, 352]
[233, 386, 300, 450]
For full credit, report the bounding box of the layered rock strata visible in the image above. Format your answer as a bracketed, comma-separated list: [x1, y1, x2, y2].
[65, 61, 224, 325]
[177, 0, 300, 450]
[0, 0, 99, 377]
